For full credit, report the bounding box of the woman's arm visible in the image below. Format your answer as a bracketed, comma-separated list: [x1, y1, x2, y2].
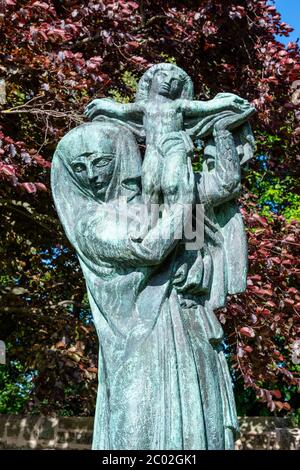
[76, 133, 195, 267]
[76, 203, 191, 267]
[197, 128, 242, 207]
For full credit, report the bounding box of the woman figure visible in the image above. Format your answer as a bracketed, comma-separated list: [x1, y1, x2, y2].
[51, 109, 254, 449]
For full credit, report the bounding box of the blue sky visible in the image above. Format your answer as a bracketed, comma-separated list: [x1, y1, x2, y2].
[275, 0, 300, 44]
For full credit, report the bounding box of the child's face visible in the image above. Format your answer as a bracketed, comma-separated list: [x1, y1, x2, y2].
[150, 69, 184, 99]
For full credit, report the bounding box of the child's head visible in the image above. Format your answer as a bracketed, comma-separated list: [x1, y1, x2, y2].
[136, 63, 194, 102]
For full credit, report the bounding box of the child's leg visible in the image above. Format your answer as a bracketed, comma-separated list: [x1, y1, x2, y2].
[161, 152, 189, 206]
[142, 146, 162, 205]
[160, 131, 194, 206]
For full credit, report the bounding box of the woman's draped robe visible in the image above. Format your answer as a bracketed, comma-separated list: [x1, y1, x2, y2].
[51, 119, 254, 450]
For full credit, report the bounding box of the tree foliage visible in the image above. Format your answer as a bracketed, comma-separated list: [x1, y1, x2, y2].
[0, 0, 299, 417]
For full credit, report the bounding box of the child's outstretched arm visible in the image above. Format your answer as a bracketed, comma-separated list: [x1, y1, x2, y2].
[179, 93, 251, 118]
[85, 98, 144, 123]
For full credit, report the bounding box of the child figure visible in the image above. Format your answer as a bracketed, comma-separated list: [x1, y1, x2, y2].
[85, 63, 251, 205]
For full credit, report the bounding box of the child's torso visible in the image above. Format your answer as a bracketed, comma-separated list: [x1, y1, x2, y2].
[143, 100, 183, 146]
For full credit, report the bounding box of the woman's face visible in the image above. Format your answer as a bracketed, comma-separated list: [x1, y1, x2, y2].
[70, 141, 115, 200]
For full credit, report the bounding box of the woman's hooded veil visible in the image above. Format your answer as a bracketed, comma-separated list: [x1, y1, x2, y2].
[51, 118, 244, 451]
[51, 121, 142, 253]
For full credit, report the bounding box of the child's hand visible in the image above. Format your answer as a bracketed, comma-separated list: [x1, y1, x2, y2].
[84, 98, 115, 120]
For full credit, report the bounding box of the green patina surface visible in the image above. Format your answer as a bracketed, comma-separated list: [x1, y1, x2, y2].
[51, 64, 255, 450]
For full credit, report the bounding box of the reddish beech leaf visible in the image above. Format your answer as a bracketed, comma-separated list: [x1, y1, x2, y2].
[270, 257, 281, 264]
[284, 235, 296, 243]
[240, 327, 255, 338]
[288, 288, 298, 295]
[131, 56, 147, 64]
[249, 274, 262, 281]
[261, 308, 271, 316]
[80, 326, 90, 334]
[282, 259, 292, 266]
[33, 155, 51, 168]
[127, 2, 139, 9]
[274, 350, 284, 361]
[127, 41, 140, 48]
[88, 56, 103, 64]
[271, 389, 282, 399]
[282, 402, 291, 411]
[32, 1, 50, 9]
[266, 76, 278, 84]
[284, 298, 295, 306]
[265, 301, 276, 308]
[35, 182, 48, 192]
[265, 390, 273, 403]
[237, 345, 244, 357]
[256, 288, 273, 296]
[274, 401, 284, 410]
[268, 401, 276, 412]
[0, 164, 15, 176]
[21, 182, 37, 194]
